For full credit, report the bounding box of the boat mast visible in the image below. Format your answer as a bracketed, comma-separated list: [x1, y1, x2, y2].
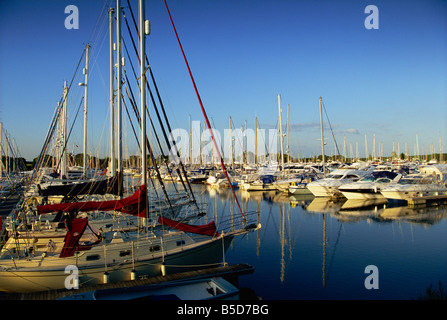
[229, 116, 233, 169]
[116, 0, 123, 177]
[278, 94, 284, 172]
[255, 116, 258, 171]
[81, 44, 90, 177]
[109, 7, 116, 174]
[139, 0, 147, 187]
[287, 103, 290, 169]
[61, 81, 68, 179]
[319, 96, 325, 177]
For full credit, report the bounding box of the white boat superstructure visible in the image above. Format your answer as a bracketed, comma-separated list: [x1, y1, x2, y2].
[380, 172, 447, 202]
[306, 166, 374, 197]
[339, 170, 403, 200]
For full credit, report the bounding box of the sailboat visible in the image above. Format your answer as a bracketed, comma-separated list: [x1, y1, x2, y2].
[0, 0, 258, 294]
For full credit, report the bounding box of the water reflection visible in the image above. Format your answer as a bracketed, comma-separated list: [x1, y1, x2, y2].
[195, 184, 447, 299]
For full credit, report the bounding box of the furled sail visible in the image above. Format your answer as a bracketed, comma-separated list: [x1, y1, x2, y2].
[158, 216, 219, 237]
[37, 184, 147, 217]
[59, 218, 88, 258]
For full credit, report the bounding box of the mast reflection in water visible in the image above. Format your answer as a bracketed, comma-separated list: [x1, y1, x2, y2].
[192, 184, 447, 300]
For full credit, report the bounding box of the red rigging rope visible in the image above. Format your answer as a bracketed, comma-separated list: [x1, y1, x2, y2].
[164, 0, 245, 221]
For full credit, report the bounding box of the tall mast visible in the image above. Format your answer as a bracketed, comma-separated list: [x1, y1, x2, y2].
[82, 44, 90, 177]
[109, 7, 116, 174]
[255, 116, 258, 170]
[116, 0, 123, 176]
[365, 134, 368, 160]
[189, 114, 192, 165]
[287, 103, 290, 167]
[278, 94, 284, 172]
[229, 116, 233, 168]
[61, 81, 68, 179]
[319, 97, 325, 177]
[139, 0, 147, 187]
[440, 134, 443, 163]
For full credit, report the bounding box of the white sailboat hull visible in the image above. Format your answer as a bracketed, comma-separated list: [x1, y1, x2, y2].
[0, 233, 234, 294]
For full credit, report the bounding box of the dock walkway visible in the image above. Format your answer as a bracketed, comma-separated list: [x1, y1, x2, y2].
[0, 263, 255, 300]
[407, 194, 447, 207]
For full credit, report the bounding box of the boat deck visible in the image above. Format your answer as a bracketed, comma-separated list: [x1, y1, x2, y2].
[0, 263, 255, 300]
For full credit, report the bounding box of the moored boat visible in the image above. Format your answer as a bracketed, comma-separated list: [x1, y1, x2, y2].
[306, 166, 374, 198]
[59, 276, 239, 300]
[339, 170, 403, 200]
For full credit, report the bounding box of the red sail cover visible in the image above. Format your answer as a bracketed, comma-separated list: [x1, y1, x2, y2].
[158, 216, 219, 237]
[59, 218, 88, 258]
[37, 185, 147, 217]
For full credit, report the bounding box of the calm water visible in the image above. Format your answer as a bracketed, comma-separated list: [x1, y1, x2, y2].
[193, 185, 447, 300]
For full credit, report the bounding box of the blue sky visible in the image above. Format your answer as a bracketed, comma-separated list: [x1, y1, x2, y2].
[0, 0, 446, 161]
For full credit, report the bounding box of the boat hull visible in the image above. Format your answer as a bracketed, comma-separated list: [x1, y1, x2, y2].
[306, 184, 341, 197]
[0, 234, 234, 294]
[288, 185, 312, 195]
[339, 188, 386, 200]
[380, 187, 447, 201]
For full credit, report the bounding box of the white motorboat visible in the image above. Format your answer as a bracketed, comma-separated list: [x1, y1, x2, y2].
[380, 173, 447, 203]
[306, 166, 374, 197]
[287, 175, 317, 195]
[339, 170, 403, 200]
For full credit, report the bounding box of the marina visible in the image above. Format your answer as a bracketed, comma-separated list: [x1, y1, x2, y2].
[0, 0, 446, 302]
[1, 164, 447, 300]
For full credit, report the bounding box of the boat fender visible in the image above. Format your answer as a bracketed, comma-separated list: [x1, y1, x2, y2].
[103, 272, 110, 284]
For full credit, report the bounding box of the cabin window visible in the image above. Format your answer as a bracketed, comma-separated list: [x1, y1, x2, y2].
[86, 254, 101, 261]
[149, 245, 160, 252]
[176, 240, 186, 246]
[119, 250, 131, 257]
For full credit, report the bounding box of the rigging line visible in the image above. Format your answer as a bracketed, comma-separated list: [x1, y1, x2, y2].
[123, 6, 196, 206]
[124, 3, 197, 198]
[321, 98, 342, 161]
[122, 83, 176, 216]
[30, 47, 87, 185]
[123, 78, 161, 197]
[53, 97, 84, 175]
[164, 0, 244, 220]
[117, 42, 175, 205]
[124, 71, 178, 196]
[229, 117, 245, 153]
[146, 68, 200, 209]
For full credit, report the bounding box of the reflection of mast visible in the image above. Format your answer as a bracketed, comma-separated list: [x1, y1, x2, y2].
[287, 201, 292, 261]
[257, 199, 260, 257]
[280, 202, 286, 283]
[322, 213, 327, 288]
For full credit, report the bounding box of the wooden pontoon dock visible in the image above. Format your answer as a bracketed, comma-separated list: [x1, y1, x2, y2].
[0, 263, 255, 300]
